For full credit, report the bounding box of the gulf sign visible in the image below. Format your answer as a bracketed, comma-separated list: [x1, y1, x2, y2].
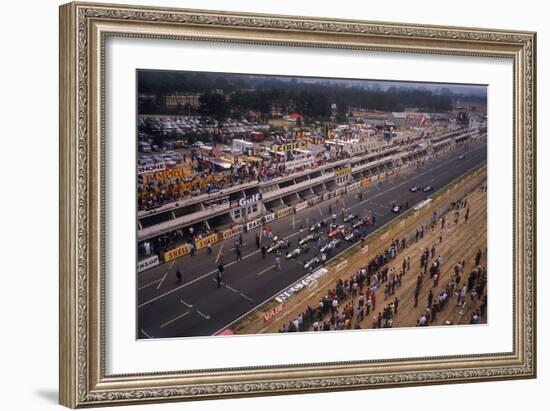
[231, 193, 263, 209]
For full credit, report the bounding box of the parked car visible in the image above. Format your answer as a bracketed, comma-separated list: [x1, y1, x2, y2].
[138, 142, 152, 153]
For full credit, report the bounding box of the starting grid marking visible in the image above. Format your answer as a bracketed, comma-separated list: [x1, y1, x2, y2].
[140, 329, 154, 339]
[257, 264, 276, 276]
[211, 279, 255, 302]
[197, 310, 211, 320]
[138, 278, 162, 291]
[160, 311, 190, 329]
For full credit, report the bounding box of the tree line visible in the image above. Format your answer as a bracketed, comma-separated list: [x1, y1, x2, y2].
[138, 71, 485, 119]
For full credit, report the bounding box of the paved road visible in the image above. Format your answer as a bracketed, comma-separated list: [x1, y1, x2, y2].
[137, 139, 487, 339]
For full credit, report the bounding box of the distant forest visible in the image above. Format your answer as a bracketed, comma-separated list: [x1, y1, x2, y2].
[138, 70, 486, 119]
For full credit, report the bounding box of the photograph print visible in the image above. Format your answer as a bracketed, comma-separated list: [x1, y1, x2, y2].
[136, 70, 488, 339]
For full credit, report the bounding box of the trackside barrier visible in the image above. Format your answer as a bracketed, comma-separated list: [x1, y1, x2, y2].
[164, 244, 191, 262]
[347, 182, 361, 192]
[276, 207, 293, 219]
[195, 233, 219, 250]
[295, 201, 308, 212]
[221, 225, 243, 240]
[138, 255, 160, 272]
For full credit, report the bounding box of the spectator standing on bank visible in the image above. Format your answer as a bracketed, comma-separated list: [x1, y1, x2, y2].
[414, 286, 420, 308]
[475, 249, 482, 266]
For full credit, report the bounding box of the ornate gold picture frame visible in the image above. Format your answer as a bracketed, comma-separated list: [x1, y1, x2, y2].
[59, 2, 536, 407]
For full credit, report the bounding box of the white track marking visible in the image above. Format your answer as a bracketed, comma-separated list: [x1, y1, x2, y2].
[138, 279, 161, 291]
[140, 329, 154, 339]
[156, 271, 168, 290]
[215, 243, 224, 263]
[239, 293, 254, 302]
[226, 285, 239, 293]
[197, 310, 210, 320]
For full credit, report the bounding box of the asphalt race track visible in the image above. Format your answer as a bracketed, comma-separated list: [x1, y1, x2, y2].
[137, 139, 487, 339]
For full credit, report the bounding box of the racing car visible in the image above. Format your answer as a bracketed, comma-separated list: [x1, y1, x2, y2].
[392, 203, 402, 213]
[304, 256, 321, 270]
[343, 213, 358, 223]
[267, 240, 285, 253]
[298, 232, 319, 246]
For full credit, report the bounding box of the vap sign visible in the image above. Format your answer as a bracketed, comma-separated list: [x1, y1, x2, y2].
[238, 193, 262, 208]
[263, 303, 285, 322]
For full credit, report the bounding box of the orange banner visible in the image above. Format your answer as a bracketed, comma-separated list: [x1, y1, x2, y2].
[143, 166, 192, 183]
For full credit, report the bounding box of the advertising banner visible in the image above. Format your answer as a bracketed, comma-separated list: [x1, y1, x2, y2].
[263, 303, 285, 323]
[334, 166, 352, 177]
[272, 141, 306, 153]
[276, 207, 293, 219]
[284, 157, 314, 171]
[163, 244, 191, 262]
[230, 193, 263, 209]
[142, 166, 192, 183]
[275, 268, 328, 303]
[195, 233, 219, 250]
[246, 218, 264, 231]
[137, 255, 160, 272]
[221, 225, 243, 240]
[137, 163, 165, 176]
[295, 201, 308, 212]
